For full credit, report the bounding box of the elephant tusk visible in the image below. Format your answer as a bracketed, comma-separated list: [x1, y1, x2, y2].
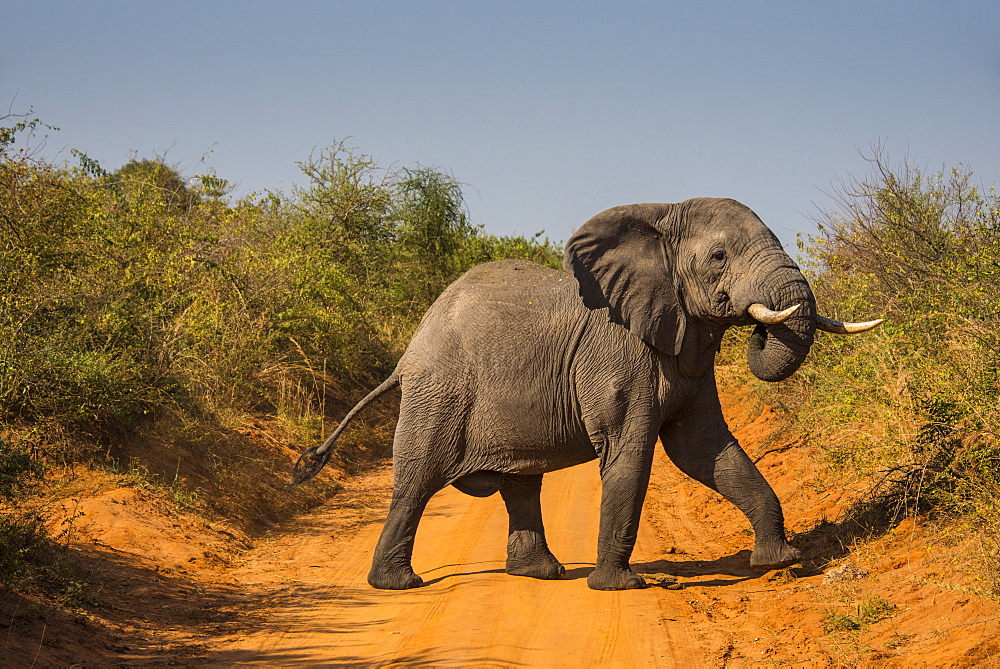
[748, 303, 801, 324]
[816, 314, 884, 334]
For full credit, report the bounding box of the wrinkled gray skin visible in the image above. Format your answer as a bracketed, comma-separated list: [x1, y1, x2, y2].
[293, 198, 816, 591]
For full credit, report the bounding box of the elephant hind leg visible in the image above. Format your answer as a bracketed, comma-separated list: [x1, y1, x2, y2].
[500, 474, 565, 580]
[369, 388, 460, 589]
[367, 481, 439, 589]
[369, 445, 447, 589]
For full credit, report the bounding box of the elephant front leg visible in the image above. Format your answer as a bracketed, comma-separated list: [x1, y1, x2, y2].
[662, 421, 801, 570]
[588, 440, 654, 590]
[711, 442, 802, 569]
[499, 474, 565, 580]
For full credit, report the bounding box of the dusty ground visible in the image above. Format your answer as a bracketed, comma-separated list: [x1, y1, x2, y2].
[3, 384, 1000, 667]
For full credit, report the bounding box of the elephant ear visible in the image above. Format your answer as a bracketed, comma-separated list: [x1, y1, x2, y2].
[563, 204, 685, 355]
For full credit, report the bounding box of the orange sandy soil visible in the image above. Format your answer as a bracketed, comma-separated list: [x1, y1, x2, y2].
[3, 382, 999, 667]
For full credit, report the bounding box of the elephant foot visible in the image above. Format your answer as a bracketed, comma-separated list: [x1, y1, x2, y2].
[750, 540, 802, 571]
[506, 557, 565, 579]
[587, 565, 647, 591]
[506, 530, 565, 579]
[367, 564, 424, 590]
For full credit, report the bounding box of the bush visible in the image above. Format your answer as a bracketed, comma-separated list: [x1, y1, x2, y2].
[0, 441, 46, 588]
[0, 116, 563, 526]
[767, 150, 1000, 525]
[0, 441, 44, 498]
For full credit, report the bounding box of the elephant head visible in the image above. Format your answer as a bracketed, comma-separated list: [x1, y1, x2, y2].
[564, 198, 879, 381]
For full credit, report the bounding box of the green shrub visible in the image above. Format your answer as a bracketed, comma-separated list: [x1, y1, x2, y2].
[822, 595, 897, 633]
[0, 440, 46, 587]
[0, 116, 562, 502]
[765, 150, 1000, 526]
[0, 441, 44, 498]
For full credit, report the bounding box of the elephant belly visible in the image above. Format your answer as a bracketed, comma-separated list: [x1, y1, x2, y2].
[470, 439, 597, 476]
[506, 446, 598, 475]
[465, 401, 597, 475]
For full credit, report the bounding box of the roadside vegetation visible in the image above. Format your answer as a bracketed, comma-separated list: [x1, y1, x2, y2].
[743, 151, 1000, 596]
[4, 104, 999, 615]
[0, 112, 561, 592]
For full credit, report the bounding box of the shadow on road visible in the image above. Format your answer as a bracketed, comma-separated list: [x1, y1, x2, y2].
[633, 549, 766, 587]
[788, 493, 908, 576]
[417, 553, 770, 589]
[422, 566, 507, 586]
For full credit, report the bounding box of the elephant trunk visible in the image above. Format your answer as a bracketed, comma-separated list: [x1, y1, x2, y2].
[745, 276, 816, 383]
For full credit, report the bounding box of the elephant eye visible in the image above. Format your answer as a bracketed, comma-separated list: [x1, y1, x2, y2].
[711, 249, 726, 262]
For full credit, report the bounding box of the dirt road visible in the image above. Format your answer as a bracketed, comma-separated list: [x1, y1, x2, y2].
[9, 384, 999, 666]
[178, 388, 1000, 666]
[214, 458, 701, 666]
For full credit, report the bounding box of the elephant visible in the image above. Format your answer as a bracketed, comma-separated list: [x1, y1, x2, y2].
[291, 198, 881, 591]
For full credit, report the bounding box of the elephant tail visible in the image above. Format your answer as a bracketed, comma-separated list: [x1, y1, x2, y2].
[289, 372, 401, 487]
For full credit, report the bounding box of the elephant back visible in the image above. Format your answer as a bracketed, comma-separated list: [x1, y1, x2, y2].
[397, 259, 584, 381]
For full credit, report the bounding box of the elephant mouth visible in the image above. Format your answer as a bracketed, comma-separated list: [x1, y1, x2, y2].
[746, 322, 809, 382]
[706, 290, 745, 325]
[744, 303, 883, 382]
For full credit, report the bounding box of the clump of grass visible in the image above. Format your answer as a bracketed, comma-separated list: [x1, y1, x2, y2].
[0, 512, 47, 588]
[0, 438, 108, 604]
[0, 441, 45, 499]
[822, 595, 897, 633]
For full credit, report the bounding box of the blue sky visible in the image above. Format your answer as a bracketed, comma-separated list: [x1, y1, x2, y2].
[3, 1, 998, 248]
